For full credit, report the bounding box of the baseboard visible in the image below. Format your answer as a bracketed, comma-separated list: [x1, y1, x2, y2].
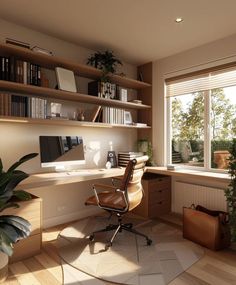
[43, 208, 102, 229]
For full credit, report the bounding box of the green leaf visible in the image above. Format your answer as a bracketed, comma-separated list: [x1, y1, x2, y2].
[7, 153, 38, 172]
[0, 159, 3, 173]
[0, 202, 19, 213]
[13, 190, 32, 201]
[0, 215, 31, 236]
[0, 229, 14, 256]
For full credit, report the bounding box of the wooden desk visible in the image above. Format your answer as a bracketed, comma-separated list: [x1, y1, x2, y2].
[19, 168, 125, 190]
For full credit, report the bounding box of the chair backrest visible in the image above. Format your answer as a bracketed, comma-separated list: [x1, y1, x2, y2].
[120, 155, 148, 211]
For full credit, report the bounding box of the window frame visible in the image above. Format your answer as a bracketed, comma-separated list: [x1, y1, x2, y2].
[166, 72, 235, 173]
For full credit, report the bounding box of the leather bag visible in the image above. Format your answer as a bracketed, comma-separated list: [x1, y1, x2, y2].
[183, 205, 231, 250]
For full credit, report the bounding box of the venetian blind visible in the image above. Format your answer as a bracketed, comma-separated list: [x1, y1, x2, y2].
[166, 66, 236, 97]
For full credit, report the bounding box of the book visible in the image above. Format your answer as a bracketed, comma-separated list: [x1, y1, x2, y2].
[91, 106, 101, 122]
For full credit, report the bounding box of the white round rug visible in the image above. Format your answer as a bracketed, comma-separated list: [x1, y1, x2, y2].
[58, 216, 204, 285]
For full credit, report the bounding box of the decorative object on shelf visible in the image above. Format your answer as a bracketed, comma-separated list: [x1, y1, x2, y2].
[51, 102, 62, 117]
[88, 80, 116, 99]
[31, 46, 53, 56]
[106, 151, 117, 168]
[5, 38, 30, 49]
[137, 139, 156, 166]
[87, 50, 122, 82]
[225, 138, 236, 242]
[117, 86, 127, 102]
[0, 153, 38, 281]
[124, 111, 132, 125]
[77, 108, 85, 121]
[55, 67, 77, 92]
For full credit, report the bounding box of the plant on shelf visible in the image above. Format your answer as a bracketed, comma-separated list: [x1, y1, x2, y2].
[87, 50, 122, 82]
[225, 138, 236, 242]
[0, 153, 38, 282]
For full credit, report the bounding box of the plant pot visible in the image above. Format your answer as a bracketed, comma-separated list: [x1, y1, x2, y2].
[0, 251, 8, 283]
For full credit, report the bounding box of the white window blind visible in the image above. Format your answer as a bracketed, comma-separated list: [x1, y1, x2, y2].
[166, 66, 236, 97]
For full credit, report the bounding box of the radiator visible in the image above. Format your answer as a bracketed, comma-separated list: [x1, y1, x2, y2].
[173, 181, 227, 213]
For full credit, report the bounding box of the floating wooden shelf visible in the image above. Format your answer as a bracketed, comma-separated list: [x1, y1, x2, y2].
[0, 116, 152, 129]
[0, 80, 151, 110]
[0, 43, 151, 89]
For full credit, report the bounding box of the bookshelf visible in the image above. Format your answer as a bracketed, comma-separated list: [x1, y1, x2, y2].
[0, 43, 152, 129]
[0, 115, 152, 129]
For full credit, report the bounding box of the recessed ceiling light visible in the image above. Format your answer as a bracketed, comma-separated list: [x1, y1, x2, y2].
[175, 17, 183, 23]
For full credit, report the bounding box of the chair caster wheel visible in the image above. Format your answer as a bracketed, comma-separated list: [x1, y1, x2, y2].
[89, 235, 94, 241]
[147, 239, 152, 246]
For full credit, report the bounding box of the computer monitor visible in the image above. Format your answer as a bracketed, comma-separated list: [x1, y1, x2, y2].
[39, 136, 85, 171]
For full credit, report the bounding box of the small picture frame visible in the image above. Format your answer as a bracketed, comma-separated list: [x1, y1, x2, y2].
[55, 67, 77, 92]
[124, 111, 132, 125]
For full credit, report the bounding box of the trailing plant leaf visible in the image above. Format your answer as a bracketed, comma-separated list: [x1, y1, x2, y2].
[13, 190, 31, 201]
[0, 215, 31, 236]
[0, 229, 14, 256]
[7, 153, 38, 173]
[0, 159, 3, 174]
[0, 202, 19, 213]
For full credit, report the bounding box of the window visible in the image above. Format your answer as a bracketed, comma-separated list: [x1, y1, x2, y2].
[166, 65, 236, 171]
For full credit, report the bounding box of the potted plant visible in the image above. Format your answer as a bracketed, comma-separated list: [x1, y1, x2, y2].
[0, 153, 38, 282]
[87, 50, 122, 82]
[225, 138, 236, 244]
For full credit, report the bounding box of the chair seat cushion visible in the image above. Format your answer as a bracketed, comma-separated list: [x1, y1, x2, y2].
[85, 191, 126, 210]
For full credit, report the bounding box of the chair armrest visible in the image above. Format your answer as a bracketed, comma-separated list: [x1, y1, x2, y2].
[93, 183, 117, 191]
[92, 183, 129, 212]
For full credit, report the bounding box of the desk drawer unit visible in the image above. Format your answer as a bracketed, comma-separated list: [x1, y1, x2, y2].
[133, 173, 171, 218]
[2, 194, 42, 262]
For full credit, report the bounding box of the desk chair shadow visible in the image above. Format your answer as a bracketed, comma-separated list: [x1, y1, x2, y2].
[85, 155, 152, 249]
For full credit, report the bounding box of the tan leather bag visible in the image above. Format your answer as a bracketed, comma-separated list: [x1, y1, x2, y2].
[183, 205, 231, 250]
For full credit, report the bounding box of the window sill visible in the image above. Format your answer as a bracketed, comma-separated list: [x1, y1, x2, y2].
[146, 166, 230, 183]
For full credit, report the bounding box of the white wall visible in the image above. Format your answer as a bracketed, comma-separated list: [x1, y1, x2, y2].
[152, 33, 236, 211]
[0, 19, 138, 228]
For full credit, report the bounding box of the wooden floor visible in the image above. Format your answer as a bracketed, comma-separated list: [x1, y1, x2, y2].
[2, 218, 236, 285]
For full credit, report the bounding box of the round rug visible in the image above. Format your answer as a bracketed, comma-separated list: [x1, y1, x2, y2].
[58, 215, 204, 285]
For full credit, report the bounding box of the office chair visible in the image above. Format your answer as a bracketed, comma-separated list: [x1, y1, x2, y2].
[85, 155, 152, 248]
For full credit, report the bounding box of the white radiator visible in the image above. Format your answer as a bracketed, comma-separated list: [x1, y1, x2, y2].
[174, 181, 227, 213]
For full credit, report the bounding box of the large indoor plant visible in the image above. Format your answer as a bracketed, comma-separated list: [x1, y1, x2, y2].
[225, 139, 236, 243]
[87, 50, 122, 82]
[0, 153, 38, 282]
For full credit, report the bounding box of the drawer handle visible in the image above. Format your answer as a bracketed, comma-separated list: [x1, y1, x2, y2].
[158, 201, 163, 204]
[158, 190, 162, 193]
[158, 179, 163, 181]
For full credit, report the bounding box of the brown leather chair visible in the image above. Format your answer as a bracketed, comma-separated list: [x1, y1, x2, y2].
[85, 155, 152, 248]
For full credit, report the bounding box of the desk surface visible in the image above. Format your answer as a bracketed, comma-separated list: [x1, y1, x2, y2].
[19, 168, 125, 190]
[146, 166, 230, 183]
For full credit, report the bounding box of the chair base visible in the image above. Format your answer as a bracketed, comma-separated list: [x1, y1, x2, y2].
[89, 218, 152, 249]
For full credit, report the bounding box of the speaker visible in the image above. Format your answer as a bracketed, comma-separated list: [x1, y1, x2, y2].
[107, 151, 117, 168]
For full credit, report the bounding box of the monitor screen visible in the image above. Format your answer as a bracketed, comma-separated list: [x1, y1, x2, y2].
[39, 136, 85, 169]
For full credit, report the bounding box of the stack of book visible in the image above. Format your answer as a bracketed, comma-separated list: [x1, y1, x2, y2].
[102, 107, 124, 124]
[0, 93, 47, 119]
[0, 56, 41, 86]
[118, 151, 144, 167]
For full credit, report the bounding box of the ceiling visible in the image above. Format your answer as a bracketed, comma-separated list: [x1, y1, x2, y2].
[0, 0, 236, 65]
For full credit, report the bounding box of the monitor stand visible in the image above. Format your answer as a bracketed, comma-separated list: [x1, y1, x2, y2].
[55, 165, 67, 172]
